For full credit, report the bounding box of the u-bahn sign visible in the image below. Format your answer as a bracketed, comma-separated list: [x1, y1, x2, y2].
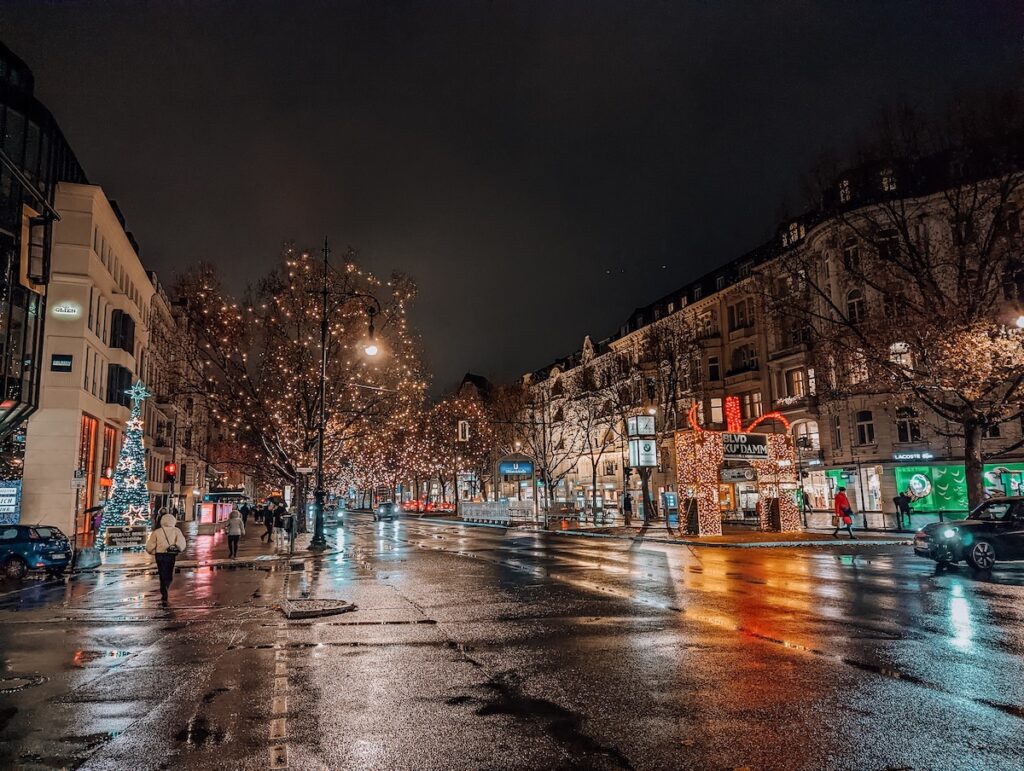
[722, 432, 769, 461]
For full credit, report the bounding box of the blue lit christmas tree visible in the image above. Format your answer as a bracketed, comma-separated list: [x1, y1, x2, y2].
[97, 381, 152, 550]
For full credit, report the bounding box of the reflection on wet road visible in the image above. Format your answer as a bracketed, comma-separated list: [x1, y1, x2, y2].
[2, 513, 1024, 769]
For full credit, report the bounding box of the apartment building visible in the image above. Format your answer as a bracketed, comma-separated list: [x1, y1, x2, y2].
[521, 152, 1023, 530]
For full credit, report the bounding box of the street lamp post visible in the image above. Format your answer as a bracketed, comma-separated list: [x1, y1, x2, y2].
[311, 238, 331, 550]
[310, 238, 383, 551]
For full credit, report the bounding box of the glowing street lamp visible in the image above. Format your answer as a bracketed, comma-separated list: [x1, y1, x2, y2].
[1015, 315, 1024, 330]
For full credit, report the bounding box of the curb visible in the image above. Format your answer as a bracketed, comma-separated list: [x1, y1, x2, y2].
[412, 517, 911, 549]
[73, 548, 342, 575]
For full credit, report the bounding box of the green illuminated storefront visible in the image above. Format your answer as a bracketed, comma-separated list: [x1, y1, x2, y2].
[893, 462, 1024, 518]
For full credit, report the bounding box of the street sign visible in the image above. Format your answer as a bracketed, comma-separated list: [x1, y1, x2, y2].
[71, 477, 87, 489]
[104, 526, 148, 549]
[628, 438, 658, 468]
[722, 433, 769, 461]
[498, 460, 533, 476]
[295, 467, 315, 474]
[457, 420, 470, 442]
[0, 480, 22, 524]
[73, 469, 85, 479]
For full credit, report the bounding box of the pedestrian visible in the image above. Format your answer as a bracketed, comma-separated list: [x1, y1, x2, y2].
[274, 503, 288, 546]
[832, 486, 856, 539]
[261, 505, 276, 543]
[622, 492, 633, 524]
[240, 501, 250, 526]
[145, 511, 187, 606]
[222, 507, 245, 558]
[893, 491, 913, 530]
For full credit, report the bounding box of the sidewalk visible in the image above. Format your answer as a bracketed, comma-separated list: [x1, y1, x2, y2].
[78, 523, 339, 573]
[418, 517, 911, 549]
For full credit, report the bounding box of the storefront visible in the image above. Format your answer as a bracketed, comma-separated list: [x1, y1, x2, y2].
[823, 466, 883, 513]
[719, 467, 758, 521]
[893, 460, 1024, 516]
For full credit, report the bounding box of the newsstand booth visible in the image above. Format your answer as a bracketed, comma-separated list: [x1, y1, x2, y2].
[675, 398, 801, 537]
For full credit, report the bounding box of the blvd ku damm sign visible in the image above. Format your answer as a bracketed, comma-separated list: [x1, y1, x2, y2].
[721, 432, 769, 461]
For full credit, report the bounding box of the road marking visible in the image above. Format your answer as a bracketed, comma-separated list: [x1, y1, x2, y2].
[272, 696, 288, 714]
[275, 662, 288, 676]
[274, 676, 288, 693]
[269, 744, 288, 768]
[269, 717, 287, 739]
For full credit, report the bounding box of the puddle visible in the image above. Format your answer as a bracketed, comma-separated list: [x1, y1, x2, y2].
[71, 650, 132, 667]
[0, 674, 47, 694]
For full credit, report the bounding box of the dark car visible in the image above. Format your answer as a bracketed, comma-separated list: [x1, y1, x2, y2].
[373, 502, 400, 522]
[914, 497, 1024, 569]
[0, 525, 74, 579]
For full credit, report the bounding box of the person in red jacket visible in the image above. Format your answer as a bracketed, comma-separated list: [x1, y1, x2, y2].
[833, 486, 856, 539]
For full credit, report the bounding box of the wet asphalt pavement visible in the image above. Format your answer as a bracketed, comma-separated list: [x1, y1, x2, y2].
[2, 513, 1024, 770]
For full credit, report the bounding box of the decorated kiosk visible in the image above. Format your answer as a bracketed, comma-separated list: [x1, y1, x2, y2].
[675, 395, 801, 536]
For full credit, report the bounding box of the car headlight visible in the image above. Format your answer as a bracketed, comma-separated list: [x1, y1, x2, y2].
[942, 527, 958, 539]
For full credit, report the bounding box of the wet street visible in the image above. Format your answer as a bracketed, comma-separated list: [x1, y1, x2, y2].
[2, 513, 1024, 770]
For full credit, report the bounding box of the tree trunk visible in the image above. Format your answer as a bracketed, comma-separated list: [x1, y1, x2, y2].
[964, 420, 985, 510]
[640, 468, 656, 524]
[591, 464, 598, 524]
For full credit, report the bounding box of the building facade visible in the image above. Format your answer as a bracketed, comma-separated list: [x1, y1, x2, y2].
[519, 155, 1023, 529]
[0, 41, 86, 439]
[21, 183, 158, 538]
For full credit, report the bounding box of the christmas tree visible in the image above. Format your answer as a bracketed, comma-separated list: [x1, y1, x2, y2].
[98, 381, 153, 550]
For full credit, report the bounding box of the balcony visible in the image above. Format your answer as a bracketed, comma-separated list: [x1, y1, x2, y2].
[724, 365, 761, 386]
[773, 394, 814, 412]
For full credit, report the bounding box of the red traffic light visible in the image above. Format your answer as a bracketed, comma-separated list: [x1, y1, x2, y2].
[164, 462, 177, 476]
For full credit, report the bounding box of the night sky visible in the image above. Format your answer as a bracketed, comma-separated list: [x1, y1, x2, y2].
[2, 1, 1018, 392]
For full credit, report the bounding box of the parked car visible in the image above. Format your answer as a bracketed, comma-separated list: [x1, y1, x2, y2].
[914, 497, 1024, 569]
[374, 502, 400, 521]
[1, 525, 74, 579]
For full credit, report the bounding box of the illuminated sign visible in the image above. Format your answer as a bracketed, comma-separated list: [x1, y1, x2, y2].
[722, 432, 769, 461]
[628, 438, 658, 468]
[50, 354, 74, 372]
[498, 460, 534, 476]
[892, 451, 934, 462]
[51, 302, 81, 319]
[0, 480, 22, 524]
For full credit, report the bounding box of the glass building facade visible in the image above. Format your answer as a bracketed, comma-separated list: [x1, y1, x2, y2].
[0, 42, 86, 438]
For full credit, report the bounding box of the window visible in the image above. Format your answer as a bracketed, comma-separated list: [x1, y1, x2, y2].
[807, 367, 816, 395]
[883, 292, 904, 319]
[730, 344, 758, 373]
[667, 301, 674, 314]
[707, 397, 724, 425]
[889, 341, 912, 369]
[848, 352, 869, 385]
[855, 410, 875, 445]
[603, 460, 616, 476]
[92, 352, 98, 395]
[878, 229, 899, 261]
[738, 261, 752, 278]
[83, 345, 91, 389]
[87, 287, 94, 329]
[895, 407, 921, 443]
[838, 179, 851, 203]
[832, 415, 843, 450]
[740, 391, 762, 420]
[842, 238, 860, 273]
[983, 424, 1002, 439]
[846, 289, 867, 324]
[785, 368, 806, 397]
[794, 420, 820, 450]
[728, 298, 755, 331]
[707, 356, 721, 382]
[716, 275, 727, 290]
[693, 287, 702, 301]
[698, 312, 715, 337]
[881, 168, 897, 192]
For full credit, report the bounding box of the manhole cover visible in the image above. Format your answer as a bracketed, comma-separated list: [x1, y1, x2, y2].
[0, 674, 46, 693]
[278, 599, 356, 619]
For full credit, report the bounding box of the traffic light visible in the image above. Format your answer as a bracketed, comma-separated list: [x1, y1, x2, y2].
[164, 462, 177, 483]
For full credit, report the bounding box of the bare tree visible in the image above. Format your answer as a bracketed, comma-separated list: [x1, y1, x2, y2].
[766, 94, 1024, 507]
